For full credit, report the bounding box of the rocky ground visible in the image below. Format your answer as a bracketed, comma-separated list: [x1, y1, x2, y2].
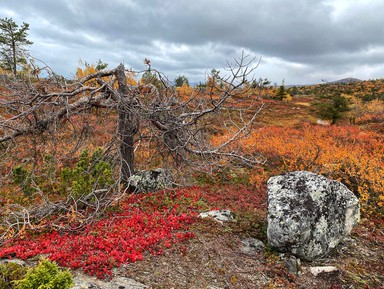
[70, 217, 383, 289]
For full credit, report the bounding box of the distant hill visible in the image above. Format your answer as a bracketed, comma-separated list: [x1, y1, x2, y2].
[327, 78, 362, 84]
[286, 77, 363, 87]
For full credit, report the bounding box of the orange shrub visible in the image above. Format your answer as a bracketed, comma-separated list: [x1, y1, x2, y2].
[241, 124, 384, 218]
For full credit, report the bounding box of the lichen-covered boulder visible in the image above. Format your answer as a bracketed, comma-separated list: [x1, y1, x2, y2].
[267, 171, 360, 261]
[127, 168, 173, 193]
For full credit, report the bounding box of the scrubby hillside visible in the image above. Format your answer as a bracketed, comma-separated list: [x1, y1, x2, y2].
[0, 74, 383, 288]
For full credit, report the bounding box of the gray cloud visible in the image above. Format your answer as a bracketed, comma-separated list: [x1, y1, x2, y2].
[1, 0, 384, 84]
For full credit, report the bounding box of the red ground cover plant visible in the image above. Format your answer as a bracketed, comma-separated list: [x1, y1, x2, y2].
[200, 184, 267, 212]
[0, 189, 198, 279]
[0, 185, 266, 279]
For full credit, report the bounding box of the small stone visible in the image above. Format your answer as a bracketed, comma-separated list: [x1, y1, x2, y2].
[0, 258, 26, 266]
[240, 238, 265, 254]
[199, 210, 234, 223]
[309, 266, 339, 277]
[284, 255, 301, 275]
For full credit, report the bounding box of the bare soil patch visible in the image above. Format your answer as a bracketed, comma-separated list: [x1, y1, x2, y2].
[116, 219, 384, 289]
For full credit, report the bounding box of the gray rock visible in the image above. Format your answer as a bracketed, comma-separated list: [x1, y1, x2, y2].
[71, 274, 148, 289]
[267, 171, 360, 261]
[240, 238, 265, 254]
[199, 210, 234, 224]
[127, 168, 173, 193]
[0, 258, 26, 266]
[284, 255, 301, 276]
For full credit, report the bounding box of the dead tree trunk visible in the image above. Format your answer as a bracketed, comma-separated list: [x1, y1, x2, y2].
[117, 101, 137, 182]
[116, 64, 139, 182]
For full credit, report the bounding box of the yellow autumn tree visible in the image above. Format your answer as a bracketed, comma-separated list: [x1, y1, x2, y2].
[176, 83, 194, 101]
[76, 59, 137, 86]
[76, 61, 100, 86]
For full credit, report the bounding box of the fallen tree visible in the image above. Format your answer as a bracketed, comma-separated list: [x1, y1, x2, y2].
[0, 53, 265, 241]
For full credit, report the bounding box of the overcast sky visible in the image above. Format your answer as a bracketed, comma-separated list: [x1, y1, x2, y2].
[2, 0, 384, 84]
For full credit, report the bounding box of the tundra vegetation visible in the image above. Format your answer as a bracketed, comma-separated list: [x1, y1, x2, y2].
[0, 18, 383, 289]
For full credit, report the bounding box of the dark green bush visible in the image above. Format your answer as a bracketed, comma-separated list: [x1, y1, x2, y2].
[60, 148, 113, 198]
[12, 166, 35, 196]
[316, 94, 349, 124]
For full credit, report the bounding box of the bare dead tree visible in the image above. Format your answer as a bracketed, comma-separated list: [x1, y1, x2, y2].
[0, 53, 265, 240]
[1, 53, 264, 176]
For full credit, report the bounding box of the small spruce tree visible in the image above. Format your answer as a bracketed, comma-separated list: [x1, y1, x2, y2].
[0, 18, 33, 76]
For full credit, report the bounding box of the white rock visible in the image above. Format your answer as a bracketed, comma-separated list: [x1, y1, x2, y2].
[309, 266, 339, 277]
[316, 119, 331, 125]
[199, 210, 234, 224]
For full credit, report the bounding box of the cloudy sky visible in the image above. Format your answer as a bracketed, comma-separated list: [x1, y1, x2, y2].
[2, 0, 384, 84]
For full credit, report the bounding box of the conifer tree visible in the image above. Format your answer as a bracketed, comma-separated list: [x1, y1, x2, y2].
[0, 18, 33, 76]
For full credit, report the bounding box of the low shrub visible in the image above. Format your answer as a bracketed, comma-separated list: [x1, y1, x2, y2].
[60, 147, 114, 198]
[13, 258, 73, 289]
[0, 262, 27, 289]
